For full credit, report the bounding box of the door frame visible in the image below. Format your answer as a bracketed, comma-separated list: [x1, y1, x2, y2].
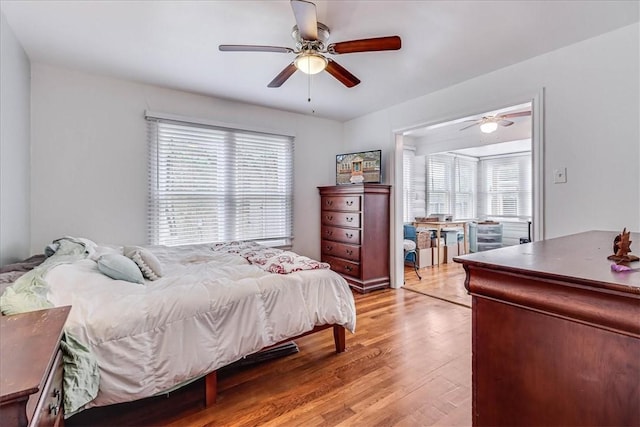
[391, 89, 545, 288]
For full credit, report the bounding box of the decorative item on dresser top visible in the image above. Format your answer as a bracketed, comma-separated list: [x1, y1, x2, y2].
[454, 230, 640, 426]
[318, 184, 391, 293]
[1, 306, 71, 427]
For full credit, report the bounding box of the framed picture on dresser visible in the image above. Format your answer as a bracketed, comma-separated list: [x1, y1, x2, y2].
[335, 150, 381, 185]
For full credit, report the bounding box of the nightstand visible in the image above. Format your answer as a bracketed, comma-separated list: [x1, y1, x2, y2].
[0, 306, 70, 427]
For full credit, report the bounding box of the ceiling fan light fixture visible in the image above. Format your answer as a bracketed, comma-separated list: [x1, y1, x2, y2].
[480, 121, 498, 133]
[294, 52, 328, 75]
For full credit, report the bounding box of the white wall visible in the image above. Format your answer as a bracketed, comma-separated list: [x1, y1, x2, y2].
[30, 64, 343, 258]
[345, 24, 640, 240]
[0, 12, 31, 266]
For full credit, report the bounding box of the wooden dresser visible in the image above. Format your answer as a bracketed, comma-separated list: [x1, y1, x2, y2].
[455, 231, 640, 426]
[1, 306, 71, 427]
[318, 184, 390, 293]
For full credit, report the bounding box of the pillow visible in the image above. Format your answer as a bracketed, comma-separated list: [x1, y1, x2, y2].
[123, 246, 163, 281]
[403, 239, 417, 251]
[97, 254, 145, 284]
[88, 244, 121, 262]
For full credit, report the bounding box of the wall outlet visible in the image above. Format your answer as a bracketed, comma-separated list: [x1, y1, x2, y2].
[553, 167, 567, 184]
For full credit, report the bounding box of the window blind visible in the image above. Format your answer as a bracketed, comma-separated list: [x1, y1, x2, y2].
[426, 155, 452, 216]
[147, 118, 294, 247]
[426, 154, 477, 219]
[453, 156, 477, 220]
[477, 153, 531, 219]
[402, 148, 415, 222]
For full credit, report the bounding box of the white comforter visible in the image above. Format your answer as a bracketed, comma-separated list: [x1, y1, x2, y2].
[44, 243, 356, 408]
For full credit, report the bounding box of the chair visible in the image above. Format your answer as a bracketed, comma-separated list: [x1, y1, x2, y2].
[403, 224, 422, 280]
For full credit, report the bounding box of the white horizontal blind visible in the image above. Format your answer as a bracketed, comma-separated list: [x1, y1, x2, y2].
[402, 148, 415, 222]
[426, 154, 477, 219]
[478, 153, 531, 220]
[147, 118, 294, 246]
[426, 155, 452, 216]
[412, 155, 427, 219]
[453, 156, 477, 220]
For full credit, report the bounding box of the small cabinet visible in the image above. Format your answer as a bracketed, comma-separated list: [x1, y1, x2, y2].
[469, 222, 503, 252]
[318, 184, 390, 293]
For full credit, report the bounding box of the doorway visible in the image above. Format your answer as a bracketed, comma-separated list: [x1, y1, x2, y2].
[393, 95, 544, 288]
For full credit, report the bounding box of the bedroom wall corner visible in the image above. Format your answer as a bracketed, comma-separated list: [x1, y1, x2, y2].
[0, 12, 31, 266]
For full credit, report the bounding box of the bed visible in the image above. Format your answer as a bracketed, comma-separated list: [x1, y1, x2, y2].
[0, 238, 356, 417]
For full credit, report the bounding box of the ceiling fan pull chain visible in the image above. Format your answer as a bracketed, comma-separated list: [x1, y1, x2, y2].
[308, 71, 311, 103]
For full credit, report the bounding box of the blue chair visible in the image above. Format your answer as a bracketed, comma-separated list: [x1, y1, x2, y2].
[403, 224, 421, 280]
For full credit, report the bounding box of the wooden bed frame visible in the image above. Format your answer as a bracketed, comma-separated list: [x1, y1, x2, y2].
[204, 324, 346, 406]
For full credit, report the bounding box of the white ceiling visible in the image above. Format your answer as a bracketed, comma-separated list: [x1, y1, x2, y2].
[1, 1, 638, 122]
[405, 101, 532, 154]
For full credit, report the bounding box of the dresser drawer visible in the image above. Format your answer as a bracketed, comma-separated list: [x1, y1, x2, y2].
[321, 239, 360, 262]
[322, 196, 360, 212]
[321, 226, 361, 245]
[31, 350, 64, 427]
[321, 211, 361, 228]
[322, 255, 360, 278]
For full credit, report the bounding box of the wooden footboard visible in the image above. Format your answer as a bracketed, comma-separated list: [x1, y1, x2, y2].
[204, 324, 346, 406]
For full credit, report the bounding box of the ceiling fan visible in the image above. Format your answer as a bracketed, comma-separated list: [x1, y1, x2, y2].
[219, 0, 401, 88]
[460, 111, 532, 133]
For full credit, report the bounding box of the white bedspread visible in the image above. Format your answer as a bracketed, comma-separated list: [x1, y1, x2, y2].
[44, 243, 356, 409]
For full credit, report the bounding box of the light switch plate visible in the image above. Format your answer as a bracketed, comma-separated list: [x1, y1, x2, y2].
[554, 167, 567, 183]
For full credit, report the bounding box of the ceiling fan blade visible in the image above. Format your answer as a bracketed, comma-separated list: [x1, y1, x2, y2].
[459, 122, 481, 131]
[328, 36, 401, 54]
[291, 0, 318, 41]
[267, 63, 298, 88]
[501, 111, 531, 119]
[325, 59, 361, 88]
[219, 45, 294, 53]
[499, 120, 515, 127]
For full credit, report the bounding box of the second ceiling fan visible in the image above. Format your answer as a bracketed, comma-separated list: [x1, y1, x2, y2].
[460, 111, 532, 133]
[219, 0, 401, 88]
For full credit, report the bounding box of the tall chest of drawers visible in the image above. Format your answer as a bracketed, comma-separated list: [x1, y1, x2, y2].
[318, 184, 391, 293]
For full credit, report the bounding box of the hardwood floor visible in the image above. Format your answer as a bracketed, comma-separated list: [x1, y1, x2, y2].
[403, 262, 471, 308]
[68, 266, 471, 426]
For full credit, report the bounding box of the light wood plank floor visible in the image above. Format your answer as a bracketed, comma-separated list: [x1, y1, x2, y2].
[403, 262, 471, 308]
[68, 264, 471, 427]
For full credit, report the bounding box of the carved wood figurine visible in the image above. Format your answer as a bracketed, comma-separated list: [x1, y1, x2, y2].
[607, 228, 640, 263]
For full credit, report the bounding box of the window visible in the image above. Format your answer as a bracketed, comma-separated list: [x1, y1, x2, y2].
[453, 157, 477, 219]
[426, 154, 477, 220]
[402, 148, 415, 222]
[478, 153, 531, 220]
[426, 155, 452, 216]
[147, 116, 294, 247]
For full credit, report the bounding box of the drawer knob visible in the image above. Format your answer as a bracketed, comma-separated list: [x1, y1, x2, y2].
[346, 233, 353, 239]
[346, 200, 353, 206]
[326, 200, 333, 206]
[346, 217, 353, 222]
[326, 230, 333, 236]
[326, 215, 333, 221]
[326, 245, 333, 251]
[345, 265, 353, 272]
[346, 249, 353, 255]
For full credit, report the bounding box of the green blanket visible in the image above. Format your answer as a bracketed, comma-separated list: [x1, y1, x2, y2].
[0, 238, 100, 416]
